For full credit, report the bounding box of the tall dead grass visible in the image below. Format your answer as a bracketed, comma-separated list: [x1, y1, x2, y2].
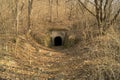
[0, 0, 120, 80]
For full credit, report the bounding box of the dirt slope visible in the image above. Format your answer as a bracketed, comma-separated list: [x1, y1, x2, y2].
[0, 27, 120, 80]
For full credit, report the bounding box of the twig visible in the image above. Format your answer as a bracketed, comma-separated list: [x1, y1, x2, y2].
[78, 0, 96, 17]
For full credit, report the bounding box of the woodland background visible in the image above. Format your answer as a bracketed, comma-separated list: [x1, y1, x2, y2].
[0, 0, 120, 80]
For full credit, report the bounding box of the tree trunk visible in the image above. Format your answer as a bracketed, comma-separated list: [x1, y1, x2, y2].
[49, 0, 53, 22]
[56, 0, 59, 19]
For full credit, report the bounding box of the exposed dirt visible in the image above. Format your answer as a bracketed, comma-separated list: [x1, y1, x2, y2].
[0, 28, 120, 80]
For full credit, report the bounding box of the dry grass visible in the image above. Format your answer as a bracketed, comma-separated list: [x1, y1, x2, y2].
[0, 0, 120, 80]
[1, 24, 120, 80]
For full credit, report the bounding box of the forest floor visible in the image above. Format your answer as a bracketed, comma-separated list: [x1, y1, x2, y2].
[0, 34, 79, 80]
[0, 27, 120, 80]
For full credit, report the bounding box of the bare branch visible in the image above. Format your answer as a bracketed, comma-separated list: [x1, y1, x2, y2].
[100, 0, 103, 22]
[78, 0, 96, 17]
[107, 0, 113, 20]
[94, 0, 101, 27]
[88, 0, 95, 6]
[27, 0, 33, 31]
[103, 0, 108, 20]
[111, 8, 120, 24]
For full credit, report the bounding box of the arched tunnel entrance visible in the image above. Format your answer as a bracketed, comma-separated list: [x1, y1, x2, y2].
[54, 36, 62, 46]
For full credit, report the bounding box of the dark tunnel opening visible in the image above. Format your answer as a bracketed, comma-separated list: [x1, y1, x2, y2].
[54, 36, 62, 46]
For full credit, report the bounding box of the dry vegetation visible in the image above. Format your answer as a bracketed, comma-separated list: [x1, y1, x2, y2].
[0, 0, 120, 80]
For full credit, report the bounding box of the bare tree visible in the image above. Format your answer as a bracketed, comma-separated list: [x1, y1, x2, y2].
[65, 0, 78, 20]
[78, 0, 120, 32]
[27, 0, 33, 32]
[49, 0, 53, 22]
[14, 0, 24, 55]
[56, 0, 59, 19]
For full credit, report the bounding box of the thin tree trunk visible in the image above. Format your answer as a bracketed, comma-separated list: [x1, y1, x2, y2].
[27, 0, 31, 31]
[100, 0, 103, 23]
[15, 0, 19, 55]
[56, 0, 59, 19]
[49, 0, 53, 22]
[94, 0, 100, 27]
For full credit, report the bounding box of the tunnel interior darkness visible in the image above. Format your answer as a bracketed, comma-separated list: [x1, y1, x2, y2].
[54, 36, 62, 46]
